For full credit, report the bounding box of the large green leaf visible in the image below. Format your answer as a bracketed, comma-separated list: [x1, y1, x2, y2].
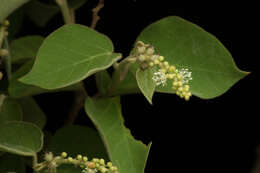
[85, 97, 151, 173]
[18, 97, 46, 129]
[10, 35, 44, 64]
[0, 121, 43, 156]
[0, 0, 29, 22]
[20, 24, 121, 89]
[0, 153, 26, 173]
[136, 67, 156, 104]
[0, 96, 23, 124]
[47, 125, 108, 160]
[131, 16, 248, 99]
[8, 60, 83, 98]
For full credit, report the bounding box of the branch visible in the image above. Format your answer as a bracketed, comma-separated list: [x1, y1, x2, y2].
[56, 0, 73, 24]
[64, 88, 88, 125]
[90, 0, 104, 29]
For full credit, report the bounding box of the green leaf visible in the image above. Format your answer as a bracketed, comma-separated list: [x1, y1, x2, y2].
[8, 60, 83, 98]
[134, 16, 249, 99]
[85, 97, 151, 173]
[0, 0, 29, 22]
[24, 0, 88, 27]
[0, 121, 43, 156]
[47, 125, 108, 160]
[18, 97, 46, 129]
[0, 153, 26, 173]
[136, 67, 156, 104]
[10, 35, 44, 64]
[20, 24, 121, 89]
[0, 96, 23, 124]
[111, 66, 140, 96]
[95, 70, 112, 95]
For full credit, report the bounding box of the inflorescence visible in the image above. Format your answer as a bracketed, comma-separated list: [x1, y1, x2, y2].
[134, 41, 192, 101]
[34, 152, 119, 173]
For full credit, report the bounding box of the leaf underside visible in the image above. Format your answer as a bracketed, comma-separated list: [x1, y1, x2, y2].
[85, 97, 151, 173]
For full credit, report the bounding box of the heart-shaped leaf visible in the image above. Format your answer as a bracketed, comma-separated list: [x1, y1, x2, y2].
[0, 121, 43, 156]
[85, 97, 151, 173]
[20, 24, 121, 89]
[117, 16, 248, 99]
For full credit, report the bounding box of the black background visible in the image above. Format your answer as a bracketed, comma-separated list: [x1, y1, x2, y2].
[18, 0, 258, 173]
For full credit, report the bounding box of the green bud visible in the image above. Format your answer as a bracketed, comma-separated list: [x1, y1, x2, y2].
[61, 152, 67, 158]
[68, 157, 73, 162]
[77, 154, 82, 160]
[83, 156, 88, 162]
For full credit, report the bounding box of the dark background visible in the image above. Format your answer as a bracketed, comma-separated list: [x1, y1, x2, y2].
[17, 0, 258, 173]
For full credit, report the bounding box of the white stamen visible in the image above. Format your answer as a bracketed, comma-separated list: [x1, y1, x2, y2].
[179, 68, 192, 84]
[152, 69, 167, 86]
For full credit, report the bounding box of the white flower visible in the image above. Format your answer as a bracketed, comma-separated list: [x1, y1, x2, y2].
[152, 69, 167, 86]
[179, 68, 192, 84]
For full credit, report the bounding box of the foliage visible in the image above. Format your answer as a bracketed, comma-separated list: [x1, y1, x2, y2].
[0, 1, 248, 173]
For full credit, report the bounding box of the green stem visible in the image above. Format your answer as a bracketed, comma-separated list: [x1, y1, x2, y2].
[107, 56, 136, 96]
[0, 27, 5, 48]
[56, 0, 73, 24]
[3, 37, 12, 81]
[33, 154, 39, 173]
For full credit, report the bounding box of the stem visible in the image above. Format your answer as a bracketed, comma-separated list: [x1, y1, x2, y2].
[0, 27, 5, 49]
[90, 0, 104, 29]
[70, 8, 76, 23]
[56, 0, 73, 24]
[2, 37, 11, 81]
[33, 154, 39, 173]
[107, 56, 136, 96]
[64, 88, 88, 125]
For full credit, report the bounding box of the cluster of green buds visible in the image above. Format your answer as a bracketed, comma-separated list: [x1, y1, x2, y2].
[134, 41, 192, 101]
[34, 152, 119, 173]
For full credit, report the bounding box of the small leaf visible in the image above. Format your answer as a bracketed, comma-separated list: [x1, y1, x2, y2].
[18, 97, 46, 129]
[10, 36, 44, 64]
[8, 60, 83, 98]
[0, 0, 29, 22]
[0, 121, 43, 156]
[0, 96, 23, 124]
[0, 153, 26, 173]
[136, 67, 156, 104]
[135, 16, 248, 99]
[85, 97, 151, 173]
[20, 24, 121, 89]
[47, 125, 108, 160]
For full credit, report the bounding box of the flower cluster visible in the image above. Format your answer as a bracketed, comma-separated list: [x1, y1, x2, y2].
[135, 41, 192, 101]
[34, 152, 119, 173]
